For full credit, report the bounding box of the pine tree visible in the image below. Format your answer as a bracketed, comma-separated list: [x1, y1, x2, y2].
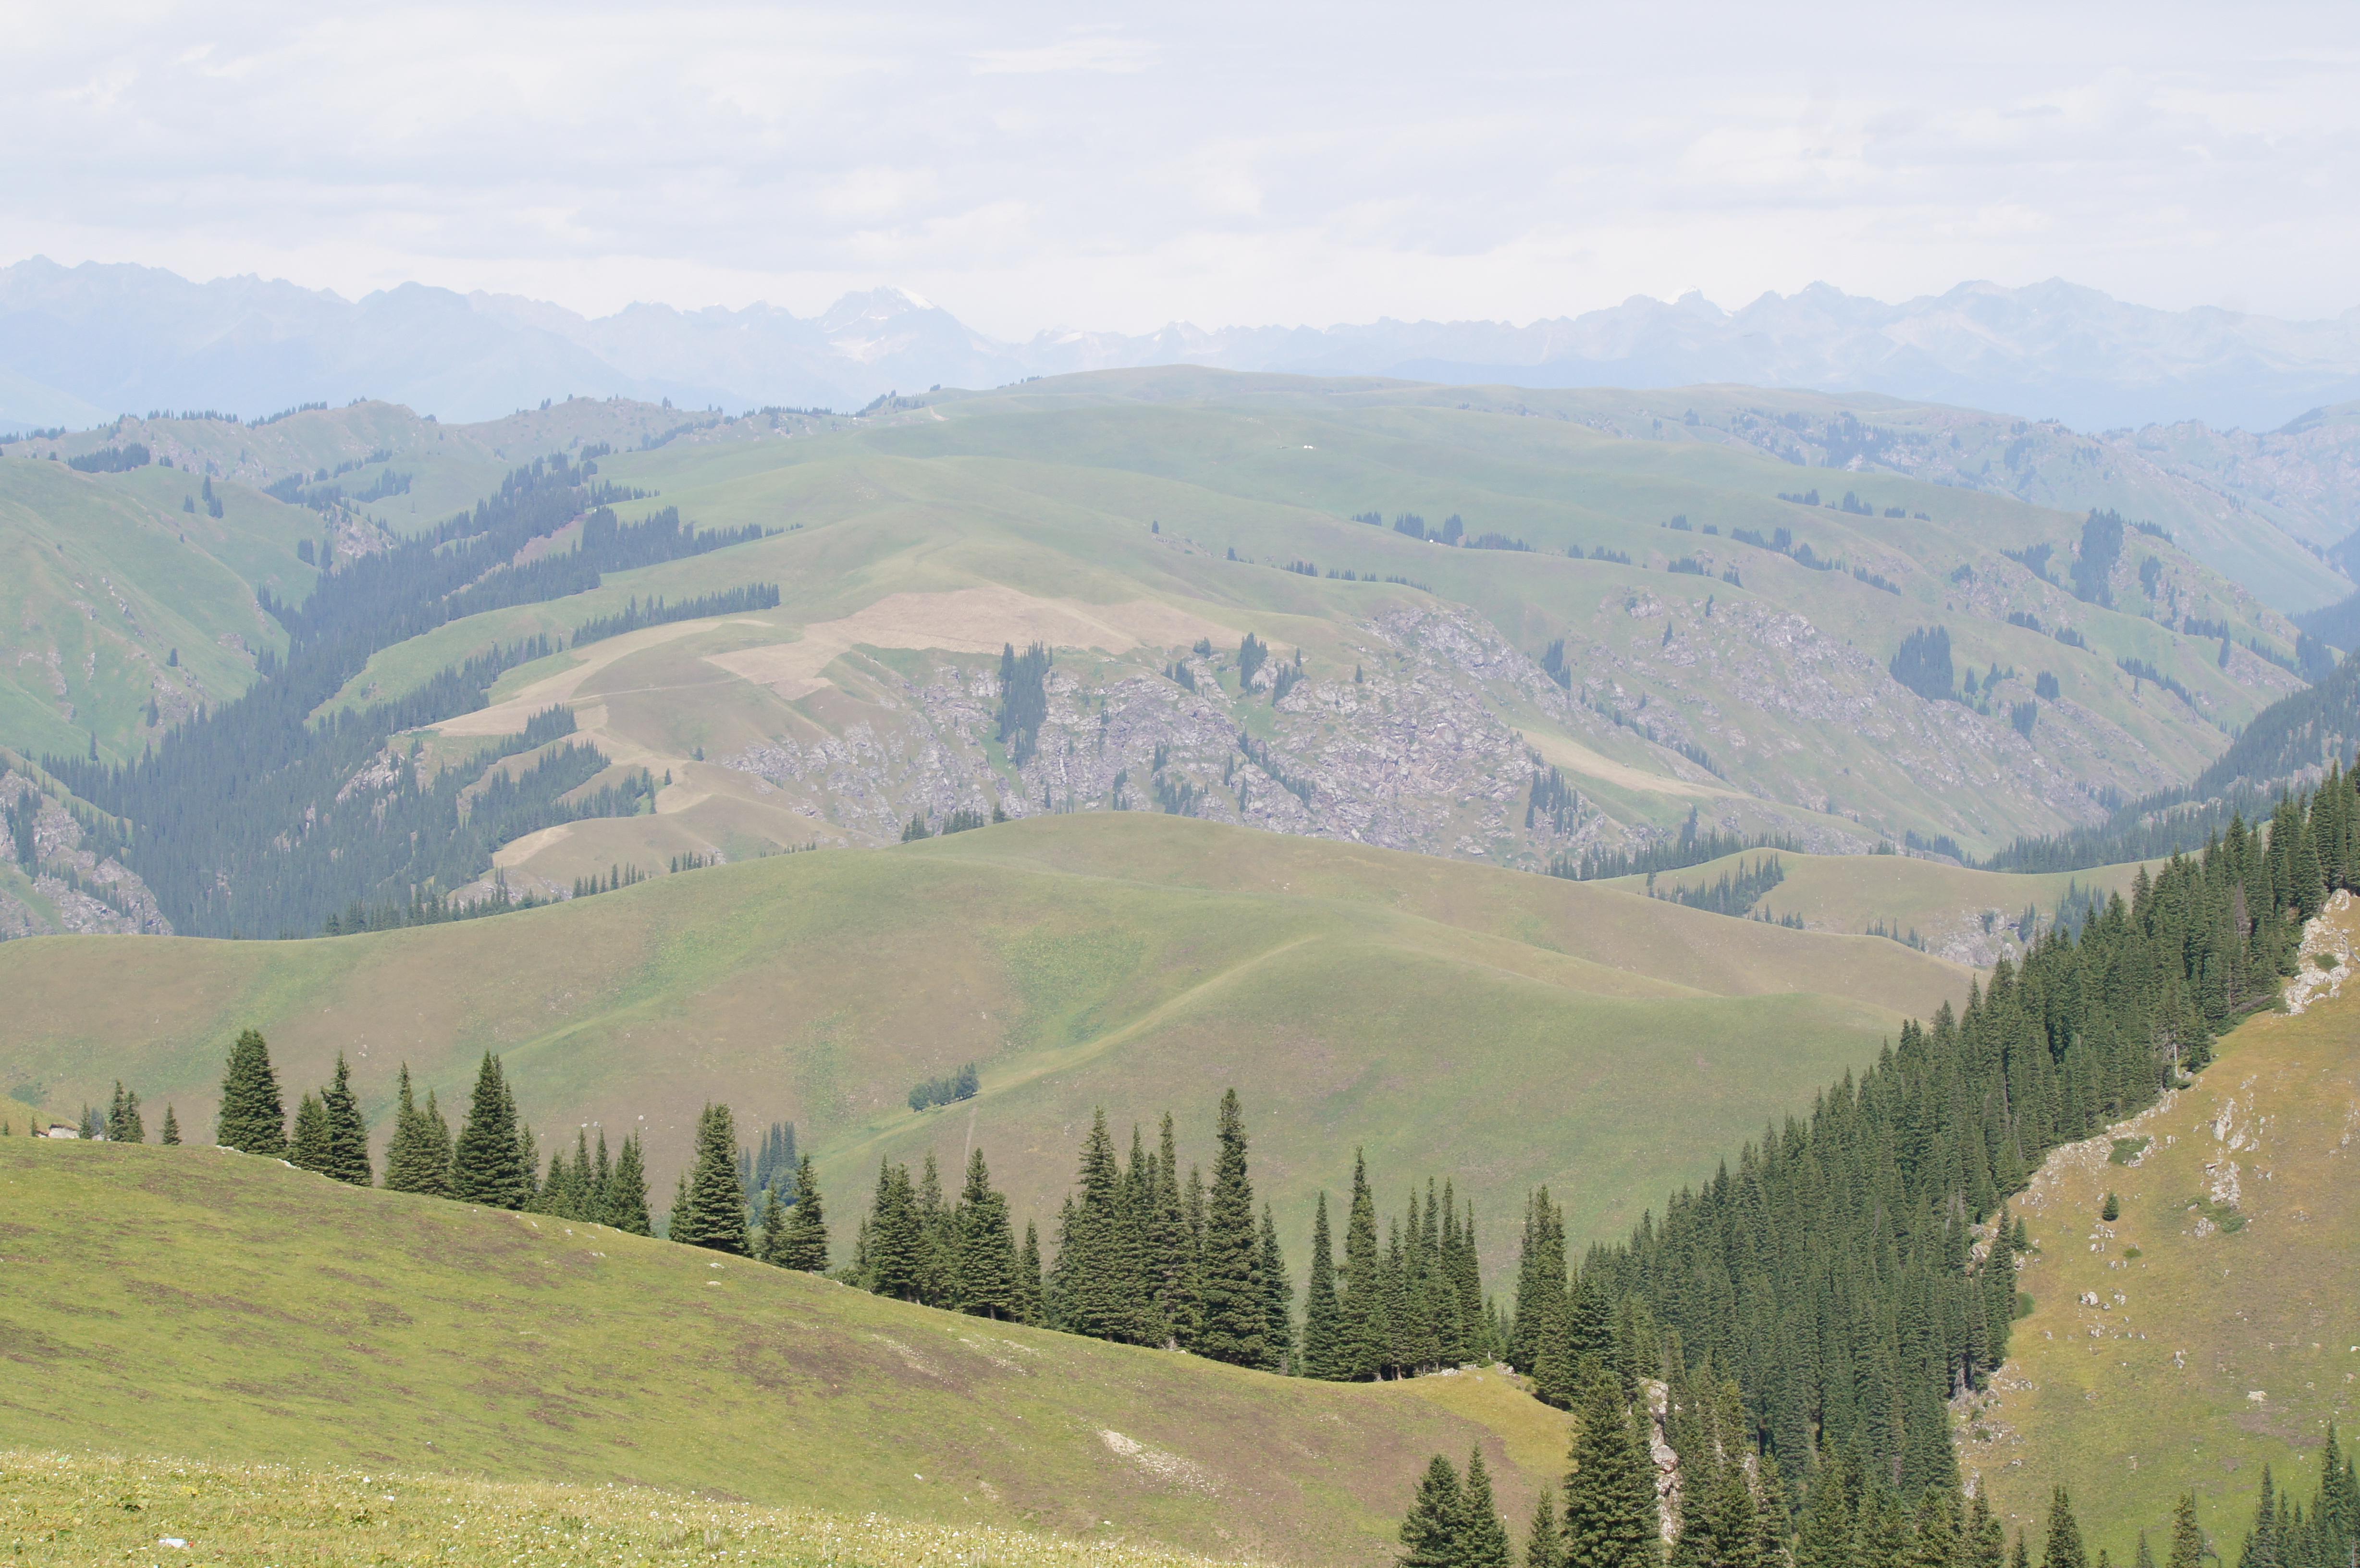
[774, 1153, 830, 1270]
[1259, 1202, 1294, 1373]
[1197, 1089, 1267, 1367]
[1303, 1190, 1344, 1379]
[2135, 1536, 2156, 1568]
[607, 1133, 652, 1235]
[287, 1092, 330, 1171]
[383, 1066, 451, 1195]
[1340, 1149, 1388, 1379]
[1458, 1446, 1515, 1568]
[1562, 1361, 1660, 1568]
[2044, 1490, 2088, 1568]
[2238, 1471, 2281, 1568]
[955, 1148, 1020, 1319]
[320, 1053, 371, 1185]
[757, 1189, 789, 1262]
[448, 1053, 532, 1210]
[1019, 1219, 1045, 1324]
[1529, 1485, 1567, 1568]
[1149, 1113, 1202, 1348]
[159, 1105, 180, 1146]
[215, 1028, 286, 1156]
[1401, 1454, 1466, 1568]
[106, 1082, 144, 1143]
[672, 1103, 750, 1253]
[866, 1158, 925, 1298]
[1793, 1452, 1857, 1568]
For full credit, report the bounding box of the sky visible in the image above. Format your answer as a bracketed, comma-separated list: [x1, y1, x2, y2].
[6, 0, 2360, 336]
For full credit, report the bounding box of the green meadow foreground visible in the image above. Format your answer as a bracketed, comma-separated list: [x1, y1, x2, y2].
[0, 813, 1968, 1264]
[0, 1449, 1261, 1568]
[0, 1140, 1561, 1566]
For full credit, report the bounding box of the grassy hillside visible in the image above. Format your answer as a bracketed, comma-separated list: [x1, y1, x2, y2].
[0, 1141, 1560, 1566]
[0, 812, 1969, 1267]
[1964, 895, 2360, 1555]
[0, 370, 2310, 945]
[1, 1449, 1255, 1568]
[1602, 848, 2153, 967]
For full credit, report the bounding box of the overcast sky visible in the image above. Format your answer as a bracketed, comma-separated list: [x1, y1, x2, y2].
[8, 1, 2360, 335]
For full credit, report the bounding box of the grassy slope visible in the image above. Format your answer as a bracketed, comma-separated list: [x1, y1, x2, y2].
[0, 1142, 1559, 1567]
[0, 1450, 1253, 1568]
[1966, 899, 2360, 1556]
[314, 374, 2290, 869]
[1601, 849, 2151, 953]
[0, 457, 313, 762]
[0, 813, 1968, 1268]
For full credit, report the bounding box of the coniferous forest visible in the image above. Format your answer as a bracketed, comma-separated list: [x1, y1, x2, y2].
[43, 456, 772, 936]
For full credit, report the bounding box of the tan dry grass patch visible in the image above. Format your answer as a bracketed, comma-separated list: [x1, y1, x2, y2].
[706, 588, 1232, 699]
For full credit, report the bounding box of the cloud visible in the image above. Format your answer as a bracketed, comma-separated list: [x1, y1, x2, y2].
[3, 1, 2358, 334]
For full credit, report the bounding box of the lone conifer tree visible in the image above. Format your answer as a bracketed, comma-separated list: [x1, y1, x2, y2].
[1400, 1454, 1465, 1568]
[1258, 1201, 1293, 1373]
[671, 1103, 750, 1253]
[288, 1091, 331, 1171]
[448, 1053, 531, 1209]
[955, 1148, 1020, 1319]
[1196, 1088, 1266, 1367]
[1302, 1190, 1343, 1379]
[607, 1133, 652, 1234]
[865, 1157, 925, 1296]
[1458, 1446, 1513, 1568]
[215, 1028, 285, 1156]
[2166, 1495, 2203, 1568]
[773, 1153, 828, 1269]
[1338, 1149, 1386, 1379]
[320, 1053, 371, 1186]
[1561, 1362, 1659, 1568]
[1528, 1484, 1565, 1568]
[757, 1189, 789, 1262]
[106, 1082, 144, 1143]
[2043, 1490, 2088, 1568]
[159, 1105, 181, 1146]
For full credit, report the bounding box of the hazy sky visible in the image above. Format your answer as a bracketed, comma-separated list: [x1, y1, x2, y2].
[8, 1, 2360, 335]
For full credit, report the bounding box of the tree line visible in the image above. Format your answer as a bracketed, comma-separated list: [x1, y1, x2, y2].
[46, 451, 770, 937]
[1395, 1396, 2355, 1568]
[1494, 757, 2360, 1508]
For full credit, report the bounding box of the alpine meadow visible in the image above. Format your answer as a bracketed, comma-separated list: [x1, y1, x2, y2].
[10, 20, 2360, 1568]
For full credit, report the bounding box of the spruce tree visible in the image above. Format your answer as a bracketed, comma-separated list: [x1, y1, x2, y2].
[215, 1028, 286, 1156]
[288, 1092, 331, 1171]
[1339, 1149, 1387, 1379]
[1149, 1113, 1202, 1348]
[1303, 1190, 1344, 1379]
[1529, 1484, 1566, 1568]
[608, 1133, 652, 1234]
[1197, 1089, 1267, 1367]
[1561, 1361, 1659, 1568]
[671, 1103, 750, 1253]
[1018, 1219, 1045, 1324]
[382, 1065, 449, 1195]
[106, 1082, 144, 1143]
[159, 1105, 180, 1145]
[1400, 1454, 1465, 1568]
[955, 1148, 1020, 1318]
[757, 1189, 789, 1262]
[1458, 1446, 1515, 1568]
[774, 1153, 829, 1270]
[448, 1053, 532, 1209]
[1258, 1202, 1294, 1373]
[2044, 1490, 2088, 1568]
[866, 1158, 925, 1297]
[320, 1053, 371, 1186]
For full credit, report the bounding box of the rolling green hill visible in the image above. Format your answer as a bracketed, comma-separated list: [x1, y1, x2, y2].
[0, 812, 1969, 1268]
[0, 370, 2314, 945]
[0, 1139, 1562, 1566]
[1963, 896, 2360, 1556]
